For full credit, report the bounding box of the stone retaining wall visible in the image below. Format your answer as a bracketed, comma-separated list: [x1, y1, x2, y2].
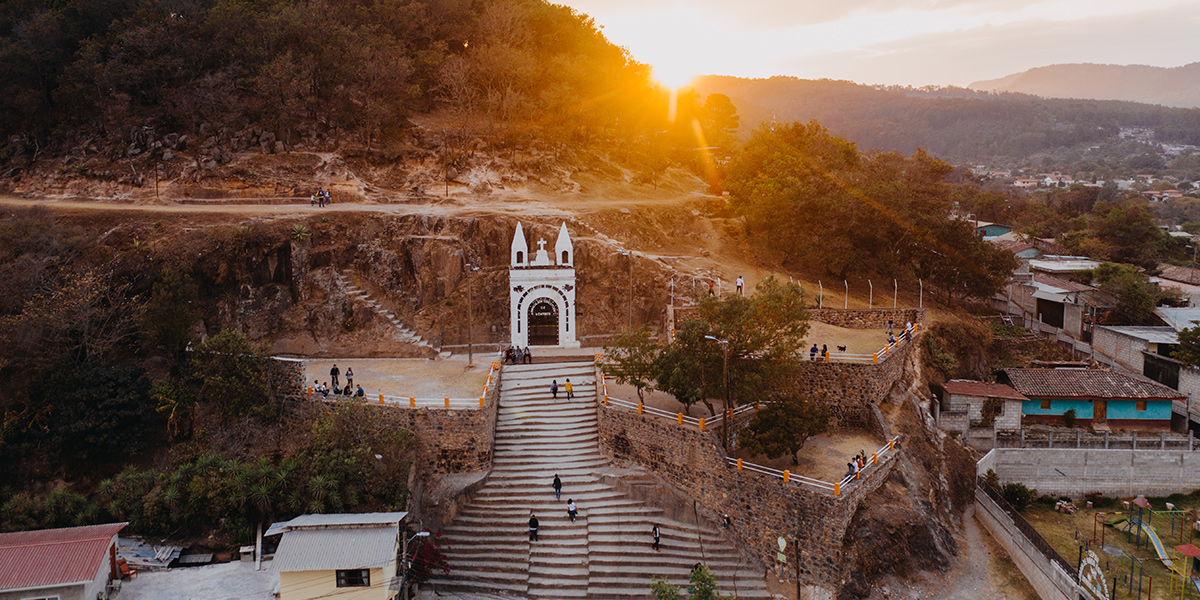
[797, 341, 914, 429]
[268, 356, 307, 401]
[597, 403, 898, 587]
[809, 308, 925, 330]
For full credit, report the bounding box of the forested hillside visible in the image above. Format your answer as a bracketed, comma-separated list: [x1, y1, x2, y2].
[694, 76, 1200, 166]
[969, 62, 1200, 109]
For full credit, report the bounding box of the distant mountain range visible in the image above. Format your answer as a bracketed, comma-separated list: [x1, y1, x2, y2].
[968, 63, 1200, 108]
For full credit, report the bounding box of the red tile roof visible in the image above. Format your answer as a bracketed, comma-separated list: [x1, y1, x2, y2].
[0, 522, 126, 591]
[942, 380, 1027, 401]
[1001, 369, 1184, 400]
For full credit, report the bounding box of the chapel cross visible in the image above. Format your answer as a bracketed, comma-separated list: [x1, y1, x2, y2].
[537, 239, 547, 251]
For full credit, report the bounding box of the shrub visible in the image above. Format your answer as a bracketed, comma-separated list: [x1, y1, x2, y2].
[1063, 408, 1077, 428]
[985, 468, 1000, 489]
[1001, 483, 1038, 512]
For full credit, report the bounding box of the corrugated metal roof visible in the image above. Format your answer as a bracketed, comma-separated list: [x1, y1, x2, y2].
[942, 380, 1027, 401]
[272, 526, 398, 573]
[0, 522, 126, 591]
[266, 512, 407, 537]
[1156, 307, 1200, 331]
[1097, 326, 1178, 345]
[1002, 369, 1184, 400]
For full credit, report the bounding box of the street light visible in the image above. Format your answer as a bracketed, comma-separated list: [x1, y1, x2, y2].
[401, 530, 431, 600]
[704, 335, 730, 451]
[465, 263, 480, 366]
[620, 250, 633, 330]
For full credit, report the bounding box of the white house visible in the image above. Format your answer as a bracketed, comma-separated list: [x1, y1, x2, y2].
[267, 512, 407, 600]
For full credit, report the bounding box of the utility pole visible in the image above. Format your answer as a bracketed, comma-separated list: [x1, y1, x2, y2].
[621, 250, 633, 330]
[466, 263, 478, 366]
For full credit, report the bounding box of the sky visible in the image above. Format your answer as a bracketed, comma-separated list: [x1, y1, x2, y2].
[557, 0, 1200, 88]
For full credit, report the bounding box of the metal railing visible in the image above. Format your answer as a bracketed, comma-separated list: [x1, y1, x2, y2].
[977, 477, 1078, 580]
[802, 323, 921, 365]
[726, 436, 900, 496]
[313, 361, 501, 409]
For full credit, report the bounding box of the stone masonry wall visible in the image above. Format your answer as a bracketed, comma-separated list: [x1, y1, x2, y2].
[808, 308, 925, 330]
[597, 404, 899, 587]
[796, 341, 913, 429]
[268, 356, 307, 401]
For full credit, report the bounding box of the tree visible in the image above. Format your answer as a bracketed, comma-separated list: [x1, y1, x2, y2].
[1175, 325, 1200, 366]
[35, 362, 154, 464]
[653, 277, 809, 416]
[1093, 263, 1160, 325]
[601, 326, 660, 403]
[137, 268, 199, 367]
[737, 395, 830, 462]
[650, 577, 680, 600]
[686, 564, 731, 600]
[190, 329, 273, 420]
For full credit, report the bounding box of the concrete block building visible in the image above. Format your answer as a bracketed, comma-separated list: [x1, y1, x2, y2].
[938, 380, 1027, 436]
[267, 512, 407, 600]
[0, 522, 126, 600]
[999, 368, 1183, 431]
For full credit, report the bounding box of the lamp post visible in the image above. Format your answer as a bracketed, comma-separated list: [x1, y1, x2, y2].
[704, 335, 730, 450]
[401, 530, 431, 600]
[465, 263, 480, 366]
[621, 250, 633, 330]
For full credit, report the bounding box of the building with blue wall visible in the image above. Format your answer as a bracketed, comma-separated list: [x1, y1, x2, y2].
[999, 368, 1182, 431]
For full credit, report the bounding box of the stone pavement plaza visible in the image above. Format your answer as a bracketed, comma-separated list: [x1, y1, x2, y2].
[303, 356, 492, 400]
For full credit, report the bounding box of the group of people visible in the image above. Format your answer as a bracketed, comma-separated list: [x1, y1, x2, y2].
[310, 188, 331, 207]
[845, 449, 870, 479]
[549, 379, 573, 400]
[809, 343, 831, 361]
[531, 475, 663, 552]
[885, 319, 913, 346]
[315, 363, 364, 398]
[504, 346, 532, 364]
[706, 275, 747, 297]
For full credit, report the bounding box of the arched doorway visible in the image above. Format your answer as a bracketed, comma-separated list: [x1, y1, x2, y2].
[527, 299, 559, 345]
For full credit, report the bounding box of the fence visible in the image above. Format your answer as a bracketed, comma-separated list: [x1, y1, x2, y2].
[808, 323, 920, 364]
[597, 371, 757, 429]
[995, 429, 1196, 451]
[313, 361, 502, 409]
[977, 476, 1079, 579]
[726, 437, 900, 496]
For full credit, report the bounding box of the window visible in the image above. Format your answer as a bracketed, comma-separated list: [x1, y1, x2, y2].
[1040, 399, 1051, 410]
[516, 251, 524, 264]
[1136, 400, 1147, 411]
[336, 569, 370, 588]
[561, 250, 569, 264]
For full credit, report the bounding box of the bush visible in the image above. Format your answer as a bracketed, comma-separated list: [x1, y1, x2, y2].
[985, 468, 1000, 489]
[1001, 483, 1038, 512]
[1063, 408, 1077, 428]
[1085, 492, 1115, 508]
[190, 329, 273, 421]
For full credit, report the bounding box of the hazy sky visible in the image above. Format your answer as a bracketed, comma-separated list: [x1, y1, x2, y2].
[558, 0, 1200, 87]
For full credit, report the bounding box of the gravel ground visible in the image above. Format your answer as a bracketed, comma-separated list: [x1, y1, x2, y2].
[304, 356, 493, 400]
[113, 560, 276, 600]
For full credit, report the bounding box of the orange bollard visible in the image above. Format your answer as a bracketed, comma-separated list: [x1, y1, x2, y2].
[409, 396, 415, 408]
[825, 351, 830, 362]
[699, 418, 705, 431]
[834, 482, 841, 496]
[783, 470, 790, 482]
[737, 458, 743, 470]
[872, 453, 878, 464]
[677, 413, 683, 424]
[638, 403, 644, 415]
[378, 394, 384, 405]
[872, 352, 878, 364]
[756, 402, 761, 410]
[307, 386, 313, 397]
[855, 469, 861, 480]
[888, 439, 895, 451]
[479, 397, 485, 408]
[604, 395, 609, 406]
[444, 397, 450, 408]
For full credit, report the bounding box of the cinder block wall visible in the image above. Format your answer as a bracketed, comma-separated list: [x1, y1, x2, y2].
[980, 448, 1200, 497]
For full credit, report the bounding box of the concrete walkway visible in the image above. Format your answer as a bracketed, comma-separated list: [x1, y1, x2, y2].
[428, 361, 770, 599]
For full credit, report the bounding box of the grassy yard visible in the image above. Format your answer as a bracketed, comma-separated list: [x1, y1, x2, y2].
[1021, 491, 1200, 600]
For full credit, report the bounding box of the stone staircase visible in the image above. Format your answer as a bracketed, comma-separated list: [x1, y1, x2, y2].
[337, 268, 439, 353]
[428, 362, 771, 599]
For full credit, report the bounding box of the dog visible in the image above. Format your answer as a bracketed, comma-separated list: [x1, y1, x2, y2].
[836, 345, 847, 352]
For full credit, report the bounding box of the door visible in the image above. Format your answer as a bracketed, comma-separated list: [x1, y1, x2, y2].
[1093, 401, 1107, 423]
[527, 299, 559, 346]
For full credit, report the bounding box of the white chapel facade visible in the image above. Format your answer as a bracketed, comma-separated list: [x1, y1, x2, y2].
[509, 222, 580, 348]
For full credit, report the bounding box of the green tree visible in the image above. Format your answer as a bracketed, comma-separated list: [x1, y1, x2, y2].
[601, 326, 660, 403]
[738, 394, 830, 462]
[686, 564, 731, 600]
[137, 269, 199, 367]
[34, 362, 154, 464]
[190, 329, 273, 420]
[650, 577, 680, 600]
[1093, 263, 1160, 325]
[1174, 325, 1200, 366]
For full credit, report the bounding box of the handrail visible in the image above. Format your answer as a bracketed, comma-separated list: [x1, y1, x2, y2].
[727, 436, 900, 496]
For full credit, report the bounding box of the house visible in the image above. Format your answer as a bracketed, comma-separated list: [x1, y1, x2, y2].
[938, 380, 1027, 436]
[974, 222, 1013, 239]
[999, 368, 1183, 431]
[267, 512, 407, 600]
[0, 522, 127, 600]
[1014, 178, 1040, 189]
[1091, 326, 1178, 375]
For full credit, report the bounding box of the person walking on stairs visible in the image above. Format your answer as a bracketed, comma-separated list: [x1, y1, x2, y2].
[529, 513, 539, 542]
[652, 524, 661, 552]
[565, 379, 574, 400]
[566, 499, 577, 523]
[550, 380, 558, 399]
[552, 474, 562, 500]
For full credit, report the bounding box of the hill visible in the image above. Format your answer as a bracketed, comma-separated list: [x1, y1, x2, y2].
[692, 75, 1200, 167]
[969, 62, 1200, 109]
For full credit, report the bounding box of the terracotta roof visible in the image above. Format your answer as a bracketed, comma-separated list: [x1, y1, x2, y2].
[1001, 369, 1184, 400]
[1032, 273, 1094, 293]
[942, 380, 1027, 401]
[1158, 264, 1200, 286]
[0, 523, 126, 591]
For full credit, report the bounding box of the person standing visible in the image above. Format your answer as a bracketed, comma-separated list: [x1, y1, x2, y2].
[330, 364, 340, 388]
[821, 344, 828, 360]
[528, 513, 539, 542]
[565, 379, 574, 400]
[708, 281, 715, 296]
[566, 499, 577, 523]
[651, 524, 661, 552]
[345, 367, 354, 388]
[551, 380, 558, 399]
[552, 474, 562, 500]
[810, 344, 818, 361]
[736, 276, 744, 296]
[317, 188, 326, 207]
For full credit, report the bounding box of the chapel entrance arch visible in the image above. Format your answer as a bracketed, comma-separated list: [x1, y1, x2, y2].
[527, 299, 560, 346]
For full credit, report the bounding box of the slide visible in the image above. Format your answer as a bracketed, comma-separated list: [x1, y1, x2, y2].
[1139, 524, 1181, 575]
[1192, 577, 1200, 595]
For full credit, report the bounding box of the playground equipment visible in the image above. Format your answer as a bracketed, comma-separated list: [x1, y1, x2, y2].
[1167, 543, 1200, 598]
